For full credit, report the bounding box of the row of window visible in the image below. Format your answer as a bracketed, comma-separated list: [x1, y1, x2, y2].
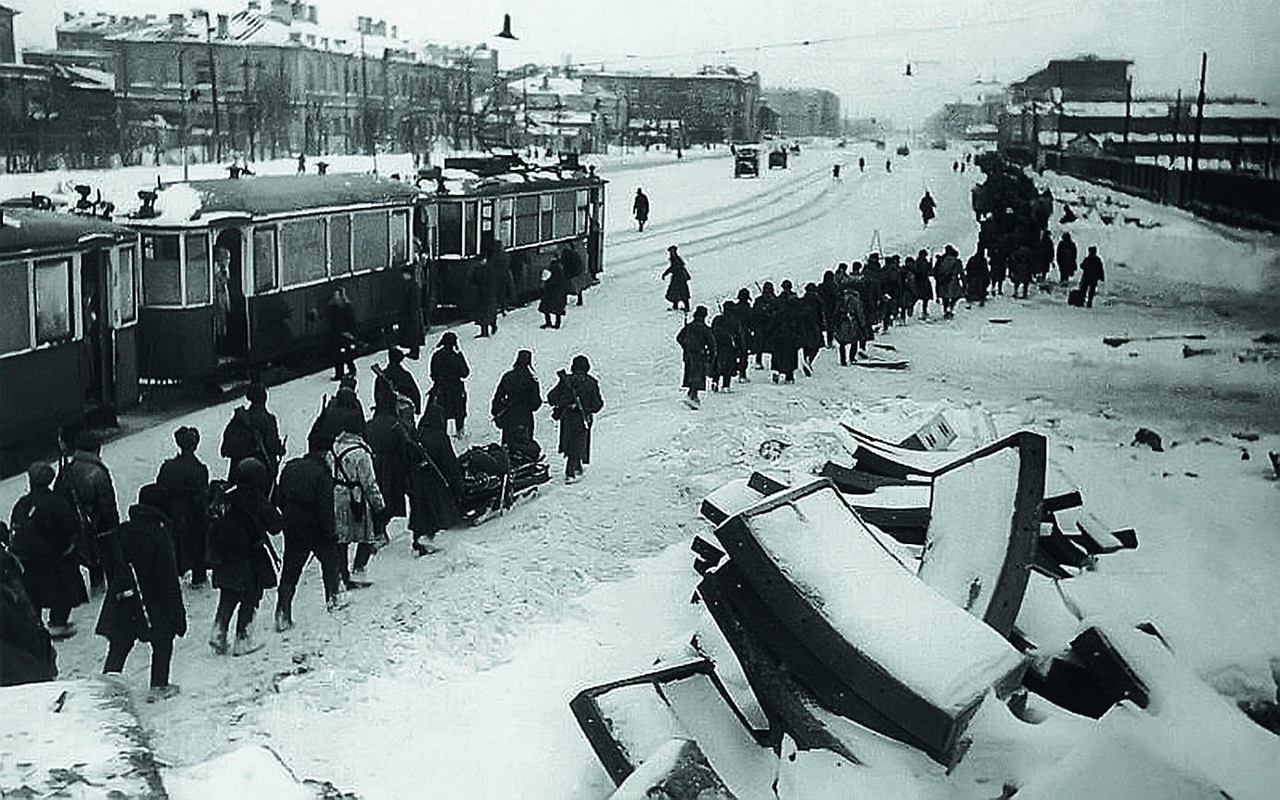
[0, 246, 138, 357]
[140, 208, 410, 306]
[435, 190, 591, 257]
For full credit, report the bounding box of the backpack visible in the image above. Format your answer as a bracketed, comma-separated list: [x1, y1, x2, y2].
[221, 408, 264, 463]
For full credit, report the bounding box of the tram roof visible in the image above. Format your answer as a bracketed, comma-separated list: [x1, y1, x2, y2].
[140, 173, 420, 224]
[0, 208, 135, 258]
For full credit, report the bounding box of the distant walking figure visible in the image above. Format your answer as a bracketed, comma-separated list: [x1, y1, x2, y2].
[919, 191, 936, 227]
[662, 245, 691, 312]
[633, 188, 650, 232]
[1079, 245, 1105, 308]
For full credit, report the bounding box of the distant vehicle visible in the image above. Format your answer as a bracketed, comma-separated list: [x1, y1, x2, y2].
[930, 139, 949, 150]
[896, 144, 911, 156]
[874, 140, 887, 150]
[734, 145, 761, 178]
[768, 149, 789, 169]
[837, 139, 848, 148]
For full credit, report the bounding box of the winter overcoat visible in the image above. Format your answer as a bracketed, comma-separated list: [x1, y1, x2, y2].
[1010, 246, 1035, 285]
[909, 258, 934, 301]
[332, 432, 386, 546]
[274, 451, 336, 542]
[662, 255, 691, 305]
[8, 487, 88, 611]
[155, 451, 209, 578]
[364, 409, 415, 519]
[410, 417, 462, 535]
[539, 260, 569, 316]
[311, 389, 365, 443]
[1056, 237, 1078, 281]
[965, 253, 991, 301]
[54, 450, 119, 568]
[710, 315, 741, 378]
[429, 348, 470, 422]
[834, 290, 869, 345]
[396, 271, 424, 351]
[935, 255, 965, 300]
[0, 548, 58, 685]
[677, 320, 716, 390]
[377, 361, 422, 416]
[548, 372, 604, 464]
[324, 295, 357, 359]
[1080, 253, 1105, 285]
[561, 245, 587, 295]
[471, 259, 501, 327]
[95, 503, 186, 643]
[207, 486, 283, 595]
[766, 307, 802, 375]
[491, 366, 542, 437]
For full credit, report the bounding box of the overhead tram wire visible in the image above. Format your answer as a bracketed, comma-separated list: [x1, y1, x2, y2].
[556, 8, 1074, 70]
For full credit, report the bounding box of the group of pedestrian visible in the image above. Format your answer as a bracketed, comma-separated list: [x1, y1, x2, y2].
[668, 233, 1108, 407]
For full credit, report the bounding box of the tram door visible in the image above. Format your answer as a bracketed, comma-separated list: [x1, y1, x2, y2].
[214, 229, 249, 358]
[80, 249, 112, 408]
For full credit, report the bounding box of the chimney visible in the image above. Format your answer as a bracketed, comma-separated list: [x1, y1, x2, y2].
[390, 25, 397, 40]
[269, 0, 293, 24]
[217, 14, 229, 39]
[168, 13, 185, 33]
[307, 5, 317, 24]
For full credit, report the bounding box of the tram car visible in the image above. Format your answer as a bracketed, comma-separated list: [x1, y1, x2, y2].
[125, 173, 419, 383]
[415, 155, 606, 316]
[0, 208, 140, 472]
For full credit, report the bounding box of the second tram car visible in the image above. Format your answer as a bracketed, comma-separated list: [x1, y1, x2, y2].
[0, 208, 140, 471]
[417, 156, 606, 315]
[127, 174, 419, 382]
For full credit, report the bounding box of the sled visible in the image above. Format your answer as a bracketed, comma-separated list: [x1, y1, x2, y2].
[851, 356, 909, 370]
[709, 480, 1026, 765]
[457, 449, 551, 523]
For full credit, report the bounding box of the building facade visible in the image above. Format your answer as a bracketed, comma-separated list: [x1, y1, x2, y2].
[758, 88, 840, 138]
[0, 4, 16, 64]
[579, 67, 760, 144]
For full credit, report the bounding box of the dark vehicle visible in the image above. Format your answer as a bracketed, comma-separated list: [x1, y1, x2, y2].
[0, 208, 141, 473]
[734, 145, 761, 178]
[417, 155, 606, 316]
[896, 144, 911, 157]
[768, 149, 789, 169]
[125, 174, 419, 384]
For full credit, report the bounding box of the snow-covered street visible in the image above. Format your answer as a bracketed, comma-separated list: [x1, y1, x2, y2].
[3, 145, 1279, 797]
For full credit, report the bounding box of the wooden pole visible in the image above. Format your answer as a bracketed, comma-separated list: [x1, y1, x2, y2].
[1191, 52, 1207, 176]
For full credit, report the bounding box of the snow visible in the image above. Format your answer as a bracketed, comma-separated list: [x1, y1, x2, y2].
[1, 145, 1277, 797]
[164, 745, 311, 800]
[917, 446, 1022, 619]
[660, 673, 777, 800]
[594, 684, 683, 767]
[747, 484, 1026, 712]
[0, 678, 161, 799]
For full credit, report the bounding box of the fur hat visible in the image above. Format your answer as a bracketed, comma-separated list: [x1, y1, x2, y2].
[245, 382, 268, 404]
[571, 354, 591, 374]
[693, 305, 708, 319]
[174, 426, 200, 451]
[233, 457, 270, 492]
[27, 462, 55, 487]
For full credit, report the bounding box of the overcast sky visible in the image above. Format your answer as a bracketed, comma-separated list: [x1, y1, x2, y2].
[12, 0, 1280, 124]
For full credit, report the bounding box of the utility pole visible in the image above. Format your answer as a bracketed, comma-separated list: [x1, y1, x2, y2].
[1172, 88, 1181, 169]
[179, 51, 189, 181]
[198, 12, 222, 162]
[1123, 76, 1132, 145]
[1191, 52, 1207, 176]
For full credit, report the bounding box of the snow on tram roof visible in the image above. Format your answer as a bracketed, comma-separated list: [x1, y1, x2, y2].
[422, 163, 601, 197]
[0, 207, 134, 256]
[137, 173, 419, 224]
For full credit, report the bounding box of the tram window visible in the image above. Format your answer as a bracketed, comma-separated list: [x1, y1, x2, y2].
[463, 202, 478, 257]
[330, 214, 352, 273]
[554, 192, 575, 238]
[185, 233, 211, 305]
[576, 189, 589, 234]
[280, 217, 327, 286]
[34, 258, 74, 346]
[141, 234, 182, 305]
[0, 263, 31, 354]
[514, 195, 538, 246]
[117, 247, 137, 323]
[353, 211, 390, 270]
[252, 226, 278, 292]
[497, 198, 514, 247]
[540, 194, 554, 241]
[437, 202, 462, 256]
[390, 209, 410, 265]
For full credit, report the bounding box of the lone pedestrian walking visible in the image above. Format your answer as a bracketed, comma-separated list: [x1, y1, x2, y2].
[547, 355, 604, 484]
[633, 188, 650, 232]
[677, 306, 716, 409]
[919, 190, 937, 227]
[662, 245, 691, 312]
[428, 332, 470, 438]
[1079, 245, 1105, 308]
